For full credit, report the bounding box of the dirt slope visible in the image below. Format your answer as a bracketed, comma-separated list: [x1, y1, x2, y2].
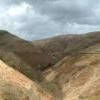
[44, 43, 100, 100]
[0, 60, 54, 100]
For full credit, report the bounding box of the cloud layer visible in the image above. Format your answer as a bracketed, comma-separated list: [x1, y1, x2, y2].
[0, 0, 100, 40]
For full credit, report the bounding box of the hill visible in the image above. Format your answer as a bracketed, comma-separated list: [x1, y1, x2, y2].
[0, 30, 52, 68]
[44, 32, 100, 100]
[0, 30, 53, 81]
[0, 60, 54, 100]
[33, 31, 100, 69]
[1, 30, 100, 100]
[0, 30, 61, 99]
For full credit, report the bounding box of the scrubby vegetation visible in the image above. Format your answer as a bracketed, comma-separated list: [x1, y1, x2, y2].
[0, 81, 24, 100]
[0, 49, 44, 82]
[0, 30, 9, 36]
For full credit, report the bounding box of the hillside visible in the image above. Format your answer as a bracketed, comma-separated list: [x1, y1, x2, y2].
[33, 34, 79, 64]
[0, 30, 54, 81]
[0, 30, 53, 68]
[1, 30, 100, 100]
[0, 60, 54, 100]
[44, 36, 100, 100]
[0, 30, 61, 99]
[33, 31, 100, 69]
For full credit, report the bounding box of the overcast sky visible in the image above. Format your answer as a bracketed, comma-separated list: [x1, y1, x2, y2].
[0, 0, 100, 40]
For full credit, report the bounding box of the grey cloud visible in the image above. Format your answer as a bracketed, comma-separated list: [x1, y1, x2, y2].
[0, 0, 100, 40]
[1, 0, 100, 25]
[29, 0, 99, 25]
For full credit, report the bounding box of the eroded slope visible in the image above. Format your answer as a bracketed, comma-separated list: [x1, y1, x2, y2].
[0, 60, 54, 100]
[45, 43, 100, 100]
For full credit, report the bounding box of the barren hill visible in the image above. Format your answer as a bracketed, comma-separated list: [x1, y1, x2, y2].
[33, 31, 100, 69]
[44, 33, 100, 100]
[1, 30, 100, 100]
[0, 60, 54, 100]
[0, 30, 53, 68]
[0, 30, 54, 81]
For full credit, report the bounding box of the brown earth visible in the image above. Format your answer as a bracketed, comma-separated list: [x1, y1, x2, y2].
[0, 30, 53, 70]
[0, 30, 54, 82]
[1, 30, 100, 100]
[0, 60, 54, 100]
[33, 31, 100, 69]
[44, 43, 100, 100]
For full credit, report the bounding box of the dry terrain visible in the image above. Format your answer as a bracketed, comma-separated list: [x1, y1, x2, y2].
[0, 30, 100, 100]
[0, 60, 54, 100]
[45, 43, 100, 100]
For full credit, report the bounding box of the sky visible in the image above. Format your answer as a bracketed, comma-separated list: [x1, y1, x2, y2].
[0, 0, 100, 40]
